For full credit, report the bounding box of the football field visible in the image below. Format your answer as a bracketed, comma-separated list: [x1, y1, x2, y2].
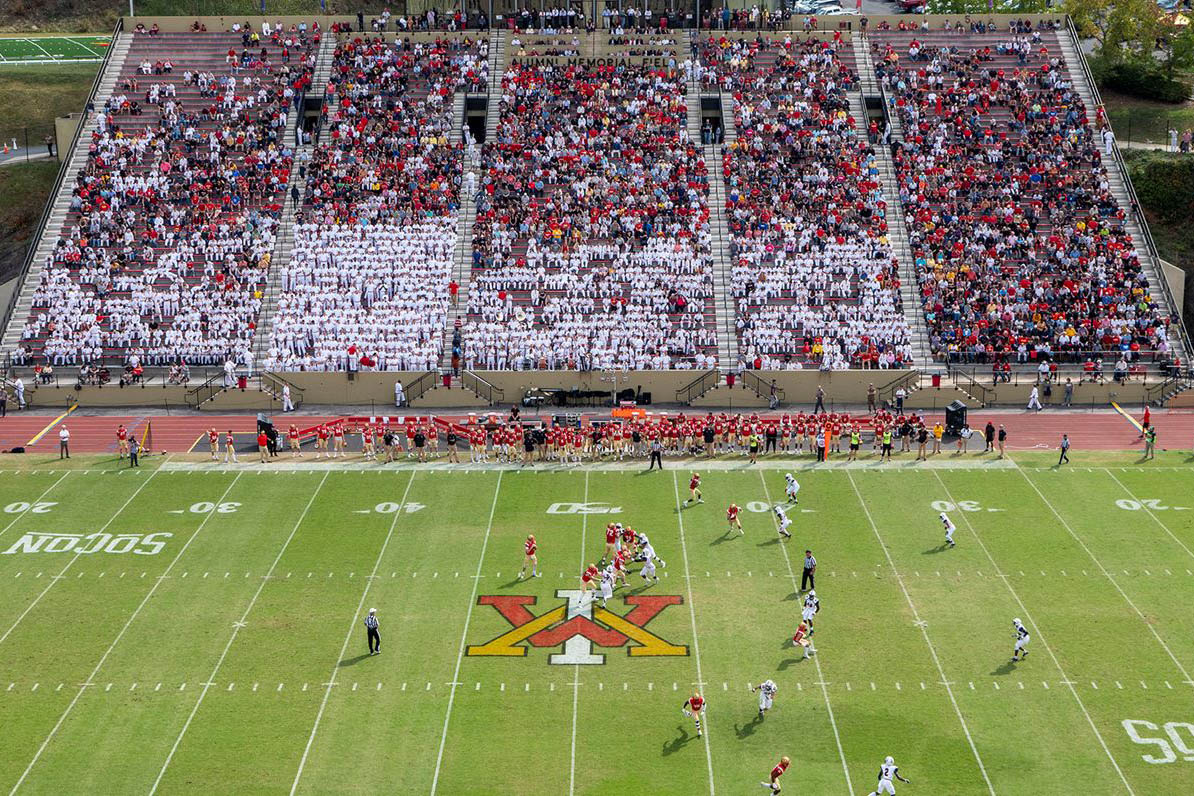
[0, 453, 1192, 794]
[0, 36, 110, 64]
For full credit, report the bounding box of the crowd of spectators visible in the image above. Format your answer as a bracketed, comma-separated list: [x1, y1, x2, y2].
[18, 27, 318, 371]
[703, 34, 912, 370]
[265, 35, 487, 371]
[873, 23, 1177, 366]
[462, 58, 718, 370]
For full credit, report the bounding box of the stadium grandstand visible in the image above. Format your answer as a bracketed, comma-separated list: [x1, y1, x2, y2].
[1, 11, 1191, 412]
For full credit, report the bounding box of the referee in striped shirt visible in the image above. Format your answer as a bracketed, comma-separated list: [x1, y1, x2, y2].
[365, 608, 381, 655]
[801, 550, 816, 592]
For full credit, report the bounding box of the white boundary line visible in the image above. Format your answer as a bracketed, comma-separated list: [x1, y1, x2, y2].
[671, 471, 716, 796]
[845, 471, 996, 795]
[1014, 465, 1194, 682]
[9, 471, 241, 794]
[65, 37, 103, 57]
[568, 470, 590, 796]
[151, 471, 331, 795]
[931, 471, 1135, 795]
[429, 472, 504, 795]
[289, 472, 419, 794]
[1102, 469, 1194, 561]
[758, 471, 853, 795]
[0, 463, 166, 647]
[0, 59, 102, 65]
[0, 471, 70, 543]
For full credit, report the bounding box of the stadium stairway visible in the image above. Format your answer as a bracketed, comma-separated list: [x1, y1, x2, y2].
[1057, 29, 1194, 366]
[252, 33, 336, 367]
[0, 32, 134, 355]
[687, 41, 737, 373]
[850, 42, 936, 372]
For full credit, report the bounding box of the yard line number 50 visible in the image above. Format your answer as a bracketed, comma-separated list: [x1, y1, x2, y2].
[1123, 720, 1194, 764]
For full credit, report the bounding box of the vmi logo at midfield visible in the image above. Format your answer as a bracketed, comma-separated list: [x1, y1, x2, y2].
[467, 590, 688, 665]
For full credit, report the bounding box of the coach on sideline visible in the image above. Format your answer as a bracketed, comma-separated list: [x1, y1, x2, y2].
[365, 608, 381, 655]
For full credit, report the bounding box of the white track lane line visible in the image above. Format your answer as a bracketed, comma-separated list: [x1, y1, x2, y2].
[758, 471, 853, 795]
[150, 471, 331, 794]
[289, 472, 419, 794]
[672, 471, 716, 795]
[932, 471, 1134, 794]
[11, 471, 240, 794]
[429, 472, 504, 795]
[845, 471, 995, 795]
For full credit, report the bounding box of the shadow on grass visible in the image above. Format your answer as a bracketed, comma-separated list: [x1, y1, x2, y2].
[735, 712, 764, 739]
[338, 653, 372, 668]
[662, 726, 695, 756]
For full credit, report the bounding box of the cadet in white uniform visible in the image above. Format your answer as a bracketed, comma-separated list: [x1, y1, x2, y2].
[1012, 618, 1031, 661]
[773, 504, 792, 538]
[752, 679, 777, 716]
[940, 512, 956, 548]
[784, 473, 800, 504]
[868, 756, 910, 796]
[801, 590, 820, 632]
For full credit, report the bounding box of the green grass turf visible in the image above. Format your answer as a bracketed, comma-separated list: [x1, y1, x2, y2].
[0, 37, 109, 62]
[0, 454, 1191, 794]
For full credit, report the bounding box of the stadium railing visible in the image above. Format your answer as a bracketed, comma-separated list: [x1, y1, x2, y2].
[0, 17, 124, 341]
[675, 369, 719, 403]
[1063, 15, 1193, 365]
[404, 371, 437, 404]
[463, 370, 504, 404]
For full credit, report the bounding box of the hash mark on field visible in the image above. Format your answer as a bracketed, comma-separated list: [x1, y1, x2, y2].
[155, 683, 162, 692]
[303, 683, 308, 692]
[1018, 682, 1024, 690]
[31, 683, 38, 692]
[105, 684, 112, 692]
[499, 683, 504, 692]
[1141, 681, 1147, 689]
[992, 682, 999, 690]
[6, 683, 12, 692]
[56, 683, 63, 692]
[1042, 681, 1049, 689]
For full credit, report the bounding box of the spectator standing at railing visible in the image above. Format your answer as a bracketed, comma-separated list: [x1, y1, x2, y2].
[14, 377, 25, 410]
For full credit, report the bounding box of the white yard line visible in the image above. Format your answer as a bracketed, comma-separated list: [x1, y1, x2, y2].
[671, 471, 716, 796]
[932, 471, 1135, 795]
[757, 471, 853, 795]
[1101, 469, 1194, 561]
[0, 471, 70, 542]
[568, 471, 590, 796]
[150, 472, 331, 795]
[845, 471, 996, 795]
[66, 38, 102, 57]
[1015, 465, 1194, 682]
[22, 38, 55, 60]
[429, 472, 504, 795]
[0, 464, 165, 648]
[10, 471, 241, 795]
[289, 472, 418, 795]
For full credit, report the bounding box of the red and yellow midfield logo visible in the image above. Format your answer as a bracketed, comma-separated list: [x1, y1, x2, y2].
[467, 589, 688, 665]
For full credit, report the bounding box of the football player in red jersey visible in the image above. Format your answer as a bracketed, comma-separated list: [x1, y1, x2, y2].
[612, 549, 629, 588]
[792, 622, 815, 659]
[761, 756, 791, 793]
[208, 428, 219, 460]
[684, 472, 703, 505]
[603, 523, 619, 561]
[682, 692, 706, 737]
[223, 429, 238, 463]
[288, 423, 302, 457]
[726, 503, 743, 535]
[580, 563, 600, 598]
[619, 524, 637, 555]
[518, 535, 538, 579]
[116, 424, 129, 460]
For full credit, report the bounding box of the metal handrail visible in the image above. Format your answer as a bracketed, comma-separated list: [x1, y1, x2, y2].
[404, 371, 436, 404]
[950, 369, 993, 407]
[675, 369, 718, 403]
[261, 372, 303, 406]
[184, 370, 225, 409]
[1063, 16, 1193, 364]
[463, 370, 503, 405]
[742, 369, 783, 403]
[877, 369, 918, 404]
[0, 18, 124, 344]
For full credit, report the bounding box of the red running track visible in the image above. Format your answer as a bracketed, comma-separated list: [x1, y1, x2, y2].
[1, 408, 1190, 454]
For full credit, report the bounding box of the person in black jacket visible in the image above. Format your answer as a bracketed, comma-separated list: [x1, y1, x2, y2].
[446, 428, 459, 463]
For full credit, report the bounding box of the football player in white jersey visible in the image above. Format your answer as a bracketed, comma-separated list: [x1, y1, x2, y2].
[867, 756, 910, 795]
[801, 590, 820, 633]
[597, 565, 615, 608]
[752, 679, 778, 717]
[940, 512, 956, 548]
[1012, 618, 1031, 662]
[637, 535, 665, 584]
[773, 504, 793, 538]
[784, 473, 800, 504]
